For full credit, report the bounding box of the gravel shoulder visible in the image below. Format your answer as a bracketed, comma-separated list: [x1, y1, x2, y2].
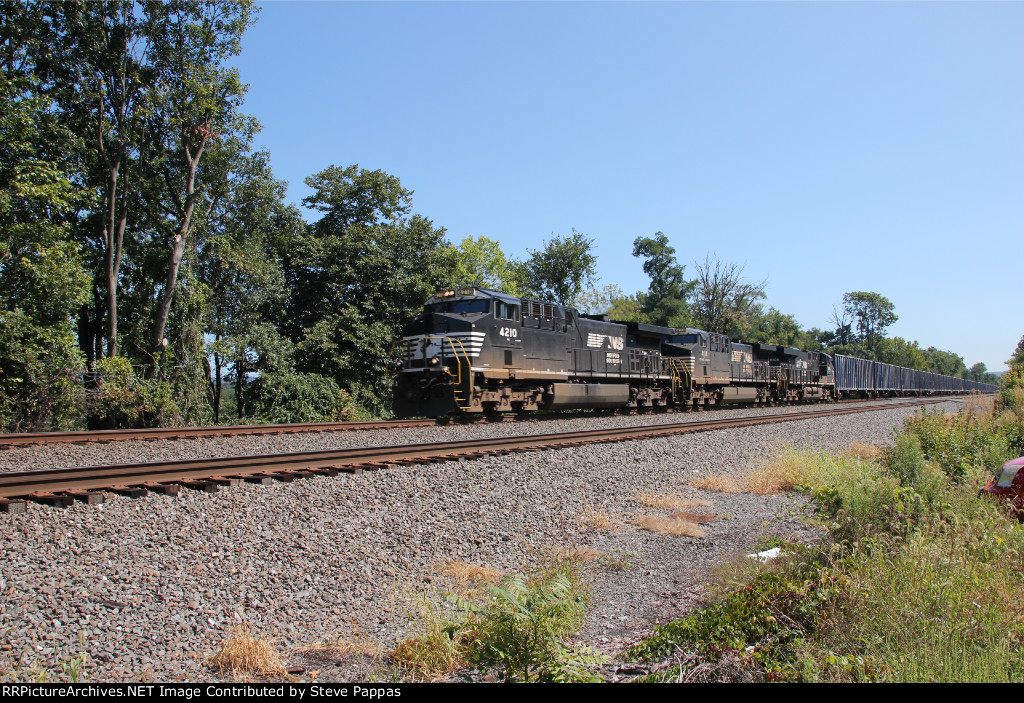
[0, 400, 962, 682]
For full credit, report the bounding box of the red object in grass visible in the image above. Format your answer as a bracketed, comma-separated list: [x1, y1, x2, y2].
[982, 456, 1024, 520]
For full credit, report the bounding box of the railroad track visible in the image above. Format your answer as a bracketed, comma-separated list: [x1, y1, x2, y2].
[0, 397, 951, 514]
[0, 417, 440, 448]
[0, 396, 967, 448]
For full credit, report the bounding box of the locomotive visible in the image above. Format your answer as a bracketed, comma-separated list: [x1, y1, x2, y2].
[392, 288, 997, 417]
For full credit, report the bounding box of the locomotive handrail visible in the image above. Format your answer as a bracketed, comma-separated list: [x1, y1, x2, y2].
[445, 336, 474, 411]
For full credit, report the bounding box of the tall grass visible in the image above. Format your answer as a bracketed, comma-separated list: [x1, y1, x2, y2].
[630, 403, 1024, 683]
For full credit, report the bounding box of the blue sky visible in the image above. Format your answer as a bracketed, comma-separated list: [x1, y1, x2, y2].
[232, 1, 1022, 371]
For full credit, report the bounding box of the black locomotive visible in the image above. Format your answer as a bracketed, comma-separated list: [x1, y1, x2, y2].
[393, 288, 997, 417]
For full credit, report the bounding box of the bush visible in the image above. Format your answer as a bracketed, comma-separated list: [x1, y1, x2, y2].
[629, 408, 1024, 683]
[246, 371, 361, 423]
[394, 559, 605, 682]
[0, 309, 85, 431]
[903, 409, 1005, 480]
[88, 357, 181, 428]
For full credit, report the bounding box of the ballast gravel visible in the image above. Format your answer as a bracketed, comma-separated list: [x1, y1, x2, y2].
[0, 400, 963, 682]
[1, 398, 943, 473]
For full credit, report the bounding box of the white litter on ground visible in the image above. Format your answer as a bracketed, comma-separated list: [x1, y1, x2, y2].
[747, 547, 784, 562]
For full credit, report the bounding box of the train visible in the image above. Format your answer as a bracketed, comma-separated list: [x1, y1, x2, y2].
[392, 287, 998, 417]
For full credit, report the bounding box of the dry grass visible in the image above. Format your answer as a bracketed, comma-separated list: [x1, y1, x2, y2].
[554, 545, 604, 562]
[846, 441, 881, 461]
[634, 491, 714, 510]
[631, 514, 707, 538]
[296, 636, 382, 657]
[444, 561, 504, 588]
[688, 475, 743, 493]
[209, 625, 289, 680]
[391, 598, 467, 681]
[579, 504, 621, 531]
[669, 510, 717, 524]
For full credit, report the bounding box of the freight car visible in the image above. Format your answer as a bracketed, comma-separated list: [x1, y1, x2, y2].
[393, 288, 997, 417]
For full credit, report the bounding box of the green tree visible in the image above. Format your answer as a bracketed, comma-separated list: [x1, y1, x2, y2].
[750, 308, 803, 347]
[924, 347, 967, 378]
[0, 10, 91, 430]
[201, 151, 301, 421]
[842, 291, 897, 354]
[139, 0, 258, 368]
[878, 337, 928, 370]
[631, 232, 693, 327]
[1008, 335, 1024, 370]
[284, 164, 451, 415]
[445, 235, 526, 295]
[968, 362, 988, 382]
[523, 229, 597, 306]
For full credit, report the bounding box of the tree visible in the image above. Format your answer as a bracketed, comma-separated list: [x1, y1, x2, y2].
[445, 235, 526, 295]
[631, 233, 693, 327]
[842, 291, 897, 354]
[523, 229, 597, 306]
[40, 0, 256, 372]
[750, 308, 803, 347]
[878, 337, 928, 370]
[0, 7, 91, 430]
[968, 362, 988, 382]
[139, 0, 257, 368]
[283, 164, 451, 414]
[1008, 335, 1024, 370]
[690, 254, 767, 339]
[200, 151, 301, 421]
[924, 347, 967, 378]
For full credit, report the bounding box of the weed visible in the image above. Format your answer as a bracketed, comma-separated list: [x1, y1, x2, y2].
[634, 491, 700, 509]
[444, 562, 504, 590]
[394, 559, 606, 682]
[391, 598, 467, 681]
[578, 504, 620, 531]
[846, 442, 881, 461]
[631, 514, 706, 538]
[689, 475, 743, 493]
[669, 510, 716, 523]
[630, 406, 1024, 682]
[209, 625, 289, 680]
[453, 564, 606, 682]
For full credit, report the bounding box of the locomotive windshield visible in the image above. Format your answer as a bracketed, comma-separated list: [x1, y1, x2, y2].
[428, 299, 490, 315]
[668, 334, 700, 344]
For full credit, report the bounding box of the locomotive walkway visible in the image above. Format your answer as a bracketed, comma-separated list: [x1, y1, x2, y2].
[0, 398, 951, 514]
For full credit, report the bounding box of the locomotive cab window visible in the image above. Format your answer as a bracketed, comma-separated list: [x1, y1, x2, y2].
[495, 301, 519, 321]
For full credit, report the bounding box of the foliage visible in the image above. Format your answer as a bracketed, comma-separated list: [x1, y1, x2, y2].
[902, 408, 1009, 481]
[246, 371, 361, 424]
[842, 291, 897, 354]
[0, 61, 91, 431]
[0, 309, 85, 431]
[631, 232, 693, 327]
[522, 229, 597, 306]
[88, 356, 180, 428]
[630, 409, 1024, 682]
[445, 235, 527, 295]
[284, 164, 452, 415]
[1007, 334, 1024, 370]
[395, 559, 605, 682]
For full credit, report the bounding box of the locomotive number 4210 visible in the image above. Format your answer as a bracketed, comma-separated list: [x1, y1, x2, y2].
[499, 327, 518, 339]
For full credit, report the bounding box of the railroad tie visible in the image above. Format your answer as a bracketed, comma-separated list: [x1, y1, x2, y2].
[143, 482, 181, 496]
[108, 486, 148, 498]
[27, 492, 73, 508]
[62, 490, 105, 505]
[0, 499, 27, 514]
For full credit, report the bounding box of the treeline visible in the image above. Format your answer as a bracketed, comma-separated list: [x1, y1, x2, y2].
[0, 2, 1006, 432]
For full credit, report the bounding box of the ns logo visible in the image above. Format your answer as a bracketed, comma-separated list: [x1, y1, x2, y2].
[587, 333, 624, 350]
